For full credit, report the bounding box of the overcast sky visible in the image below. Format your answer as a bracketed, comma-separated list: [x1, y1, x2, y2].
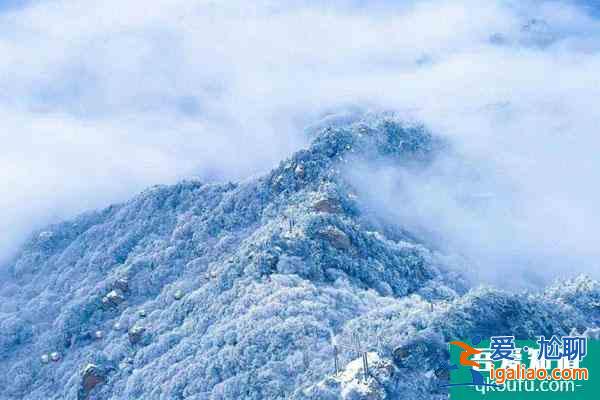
[1, 0, 599, 282]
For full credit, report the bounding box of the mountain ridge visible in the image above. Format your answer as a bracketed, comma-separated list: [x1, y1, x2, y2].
[0, 116, 597, 399]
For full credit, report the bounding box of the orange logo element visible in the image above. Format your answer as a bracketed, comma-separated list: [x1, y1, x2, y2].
[450, 341, 482, 368]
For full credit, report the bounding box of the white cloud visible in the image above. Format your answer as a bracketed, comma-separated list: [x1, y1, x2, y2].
[0, 0, 599, 281]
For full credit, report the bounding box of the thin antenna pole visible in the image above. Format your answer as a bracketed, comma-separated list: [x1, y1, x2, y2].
[353, 332, 360, 359]
[334, 343, 340, 375]
[353, 332, 369, 382]
[362, 352, 369, 381]
[302, 337, 310, 370]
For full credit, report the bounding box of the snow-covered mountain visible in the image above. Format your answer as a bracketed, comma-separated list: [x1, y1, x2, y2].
[1, 116, 598, 399]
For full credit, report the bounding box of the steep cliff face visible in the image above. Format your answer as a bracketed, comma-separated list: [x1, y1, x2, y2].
[0, 117, 597, 400]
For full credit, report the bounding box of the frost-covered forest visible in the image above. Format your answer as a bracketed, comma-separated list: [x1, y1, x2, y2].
[0, 117, 598, 399]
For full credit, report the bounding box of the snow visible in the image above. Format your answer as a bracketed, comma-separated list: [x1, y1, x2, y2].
[0, 116, 597, 399]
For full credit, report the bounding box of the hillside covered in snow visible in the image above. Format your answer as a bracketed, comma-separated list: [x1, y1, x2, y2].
[1, 117, 598, 400]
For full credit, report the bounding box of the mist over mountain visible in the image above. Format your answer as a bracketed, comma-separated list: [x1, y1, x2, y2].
[4, 0, 600, 269]
[1, 117, 597, 399]
[2, 1, 600, 399]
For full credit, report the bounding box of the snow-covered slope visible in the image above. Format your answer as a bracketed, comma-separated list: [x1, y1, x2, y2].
[1, 117, 598, 399]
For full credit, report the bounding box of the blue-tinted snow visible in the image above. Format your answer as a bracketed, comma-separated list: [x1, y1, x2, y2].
[0, 116, 597, 399]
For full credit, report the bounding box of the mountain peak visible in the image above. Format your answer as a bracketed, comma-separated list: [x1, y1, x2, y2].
[0, 116, 597, 400]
